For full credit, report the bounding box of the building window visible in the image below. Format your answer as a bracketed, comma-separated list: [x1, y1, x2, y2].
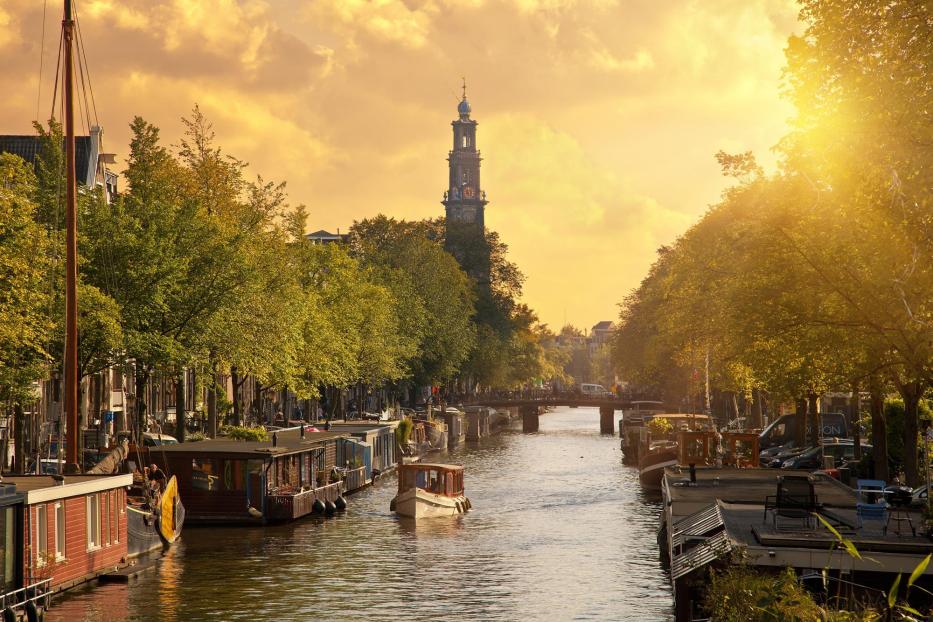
[36, 505, 48, 565]
[54, 503, 65, 560]
[112, 492, 119, 543]
[103, 493, 110, 546]
[462, 135, 469, 148]
[87, 495, 101, 550]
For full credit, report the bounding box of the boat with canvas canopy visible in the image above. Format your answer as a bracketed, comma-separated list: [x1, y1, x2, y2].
[390, 464, 471, 519]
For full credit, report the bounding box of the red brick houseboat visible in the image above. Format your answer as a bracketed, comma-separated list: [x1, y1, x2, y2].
[0, 473, 132, 618]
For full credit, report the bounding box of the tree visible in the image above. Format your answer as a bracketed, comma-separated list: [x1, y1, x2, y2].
[348, 216, 476, 386]
[0, 154, 52, 470]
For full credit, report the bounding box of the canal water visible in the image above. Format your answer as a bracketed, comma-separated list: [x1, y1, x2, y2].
[46, 406, 673, 621]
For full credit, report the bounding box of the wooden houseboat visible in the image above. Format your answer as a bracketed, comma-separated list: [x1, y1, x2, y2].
[9, 474, 132, 593]
[390, 464, 471, 519]
[328, 422, 399, 482]
[157, 432, 350, 524]
[638, 414, 713, 491]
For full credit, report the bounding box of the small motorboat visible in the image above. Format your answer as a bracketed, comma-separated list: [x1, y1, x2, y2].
[391, 463, 471, 519]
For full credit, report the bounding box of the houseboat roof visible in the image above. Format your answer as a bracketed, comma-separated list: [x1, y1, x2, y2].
[4, 474, 133, 504]
[399, 463, 463, 472]
[157, 432, 349, 457]
[326, 422, 398, 433]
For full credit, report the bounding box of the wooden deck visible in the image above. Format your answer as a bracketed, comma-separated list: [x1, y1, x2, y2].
[265, 482, 344, 521]
[663, 466, 857, 520]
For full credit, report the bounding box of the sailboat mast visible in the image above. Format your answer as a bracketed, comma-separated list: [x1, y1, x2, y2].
[63, 0, 80, 471]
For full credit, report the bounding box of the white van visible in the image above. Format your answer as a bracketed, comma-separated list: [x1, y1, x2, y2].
[580, 383, 612, 398]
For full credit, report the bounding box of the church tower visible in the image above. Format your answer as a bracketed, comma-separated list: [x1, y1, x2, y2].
[442, 82, 487, 228]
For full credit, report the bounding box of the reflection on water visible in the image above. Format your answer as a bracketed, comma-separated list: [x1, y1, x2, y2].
[46, 407, 672, 621]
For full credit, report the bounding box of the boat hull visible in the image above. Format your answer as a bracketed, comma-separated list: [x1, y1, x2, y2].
[127, 506, 164, 558]
[638, 450, 677, 491]
[391, 488, 469, 519]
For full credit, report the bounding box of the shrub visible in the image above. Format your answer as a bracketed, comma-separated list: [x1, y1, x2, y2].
[186, 432, 206, 443]
[223, 425, 269, 442]
[647, 417, 673, 437]
[396, 418, 413, 445]
[704, 566, 827, 621]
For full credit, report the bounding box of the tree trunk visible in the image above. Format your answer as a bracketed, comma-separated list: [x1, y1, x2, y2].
[13, 403, 25, 474]
[850, 382, 862, 461]
[754, 389, 764, 429]
[135, 365, 149, 443]
[207, 365, 218, 438]
[175, 369, 186, 443]
[795, 398, 807, 447]
[808, 392, 820, 447]
[897, 380, 923, 486]
[254, 380, 264, 426]
[231, 365, 241, 427]
[869, 379, 889, 483]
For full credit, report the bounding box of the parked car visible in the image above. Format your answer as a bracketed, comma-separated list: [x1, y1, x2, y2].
[758, 412, 848, 451]
[114, 431, 179, 447]
[780, 440, 872, 470]
[580, 383, 614, 399]
[763, 443, 809, 468]
[759, 440, 800, 467]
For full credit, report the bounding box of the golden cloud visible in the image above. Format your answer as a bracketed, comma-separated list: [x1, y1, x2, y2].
[0, 0, 799, 327]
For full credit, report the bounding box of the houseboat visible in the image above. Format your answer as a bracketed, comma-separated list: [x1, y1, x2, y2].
[328, 421, 399, 482]
[390, 463, 471, 519]
[157, 432, 351, 524]
[9, 474, 133, 594]
[637, 414, 713, 491]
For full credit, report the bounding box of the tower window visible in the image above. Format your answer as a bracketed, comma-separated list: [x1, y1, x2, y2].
[462, 135, 469, 148]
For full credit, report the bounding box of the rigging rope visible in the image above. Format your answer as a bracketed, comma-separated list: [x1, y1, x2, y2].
[36, 0, 49, 122]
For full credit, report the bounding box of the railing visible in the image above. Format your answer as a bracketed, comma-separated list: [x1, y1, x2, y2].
[266, 481, 345, 521]
[0, 578, 52, 614]
[341, 466, 367, 492]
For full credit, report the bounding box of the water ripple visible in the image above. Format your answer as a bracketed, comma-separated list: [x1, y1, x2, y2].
[46, 407, 673, 621]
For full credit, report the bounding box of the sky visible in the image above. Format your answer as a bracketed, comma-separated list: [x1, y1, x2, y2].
[0, 0, 800, 330]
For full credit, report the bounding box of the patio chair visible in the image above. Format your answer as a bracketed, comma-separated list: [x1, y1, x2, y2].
[764, 475, 817, 529]
[855, 479, 888, 531]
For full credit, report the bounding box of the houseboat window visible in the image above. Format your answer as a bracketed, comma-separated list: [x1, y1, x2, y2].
[192, 459, 220, 491]
[103, 494, 111, 546]
[224, 460, 247, 491]
[426, 470, 441, 493]
[87, 494, 101, 550]
[55, 502, 65, 559]
[112, 492, 119, 543]
[36, 505, 48, 565]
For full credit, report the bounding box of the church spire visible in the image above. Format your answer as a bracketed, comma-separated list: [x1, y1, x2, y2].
[443, 84, 486, 228]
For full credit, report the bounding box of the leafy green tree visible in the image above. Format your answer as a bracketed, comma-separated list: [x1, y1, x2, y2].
[0, 154, 52, 405]
[348, 216, 476, 386]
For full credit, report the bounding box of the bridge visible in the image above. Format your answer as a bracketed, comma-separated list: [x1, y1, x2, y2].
[458, 396, 666, 434]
